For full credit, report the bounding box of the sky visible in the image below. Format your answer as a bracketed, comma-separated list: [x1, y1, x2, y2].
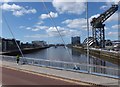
[0, 0, 120, 44]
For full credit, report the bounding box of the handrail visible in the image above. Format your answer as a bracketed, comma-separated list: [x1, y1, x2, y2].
[1, 55, 119, 79]
[2, 55, 119, 71]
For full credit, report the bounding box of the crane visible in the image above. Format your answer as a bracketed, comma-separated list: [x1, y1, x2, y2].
[91, 4, 118, 48]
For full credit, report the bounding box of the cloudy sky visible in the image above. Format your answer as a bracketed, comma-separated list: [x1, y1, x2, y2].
[1, 0, 119, 44]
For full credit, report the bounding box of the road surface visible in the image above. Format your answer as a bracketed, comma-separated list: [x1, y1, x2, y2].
[2, 67, 91, 86]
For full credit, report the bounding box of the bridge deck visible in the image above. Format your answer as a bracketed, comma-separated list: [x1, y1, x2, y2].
[1, 60, 119, 86]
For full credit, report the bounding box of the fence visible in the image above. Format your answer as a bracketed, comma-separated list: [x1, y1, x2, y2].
[2, 55, 119, 79]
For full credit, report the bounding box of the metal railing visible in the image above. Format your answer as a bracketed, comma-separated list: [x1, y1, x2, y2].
[1, 55, 119, 79]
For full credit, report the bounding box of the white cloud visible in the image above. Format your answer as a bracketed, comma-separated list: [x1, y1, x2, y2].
[46, 26, 80, 37]
[31, 28, 41, 31]
[62, 13, 111, 32]
[68, 29, 81, 37]
[24, 20, 45, 31]
[112, 24, 120, 29]
[3, 0, 11, 2]
[1, 3, 37, 17]
[1, 0, 14, 2]
[52, 0, 86, 15]
[106, 12, 119, 22]
[40, 12, 58, 19]
[0, 20, 2, 24]
[46, 26, 65, 36]
[114, 0, 120, 4]
[104, 27, 109, 30]
[1, 3, 22, 11]
[62, 18, 86, 29]
[24, 20, 46, 31]
[62, 18, 94, 31]
[26, 27, 31, 30]
[108, 32, 118, 36]
[19, 26, 25, 29]
[100, 5, 108, 10]
[37, 21, 44, 25]
[25, 25, 81, 38]
[25, 34, 49, 38]
[51, 0, 87, 2]
[62, 14, 101, 31]
[31, 25, 48, 31]
[106, 0, 120, 5]
[62, 18, 87, 29]
[12, 8, 36, 17]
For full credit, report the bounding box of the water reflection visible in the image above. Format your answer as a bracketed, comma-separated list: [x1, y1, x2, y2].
[24, 46, 117, 68]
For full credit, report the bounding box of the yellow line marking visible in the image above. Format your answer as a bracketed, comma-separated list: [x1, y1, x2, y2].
[2, 65, 91, 85]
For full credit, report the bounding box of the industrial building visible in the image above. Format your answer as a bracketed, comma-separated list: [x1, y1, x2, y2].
[1, 38, 20, 52]
[32, 41, 47, 47]
[71, 36, 81, 46]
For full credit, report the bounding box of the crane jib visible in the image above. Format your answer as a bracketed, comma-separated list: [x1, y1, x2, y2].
[91, 4, 118, 28]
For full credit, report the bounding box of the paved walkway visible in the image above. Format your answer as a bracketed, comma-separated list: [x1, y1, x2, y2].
[3, 67, 83, 85]
[1, 60, 119, 86]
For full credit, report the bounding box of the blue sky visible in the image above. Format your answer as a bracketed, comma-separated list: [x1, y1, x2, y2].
[1, 1, 119, 44]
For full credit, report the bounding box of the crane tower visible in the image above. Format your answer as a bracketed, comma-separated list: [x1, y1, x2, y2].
[91, 4, 118, 48]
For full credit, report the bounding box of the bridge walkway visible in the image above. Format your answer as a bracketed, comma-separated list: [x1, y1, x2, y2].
[1, 60, 119, 87]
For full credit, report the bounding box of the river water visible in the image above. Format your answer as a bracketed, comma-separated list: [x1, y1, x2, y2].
[24, 46, 118, 68]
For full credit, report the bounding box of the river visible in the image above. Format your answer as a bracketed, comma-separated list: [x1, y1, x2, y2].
[24, 46, 118, 68]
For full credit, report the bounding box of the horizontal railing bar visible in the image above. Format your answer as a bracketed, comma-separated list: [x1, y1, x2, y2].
[2, 55, 119, 70]
[1, 55, 119, 79]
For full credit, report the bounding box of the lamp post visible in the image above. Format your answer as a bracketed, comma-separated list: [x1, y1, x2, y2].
[86, 1, 90, 73]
